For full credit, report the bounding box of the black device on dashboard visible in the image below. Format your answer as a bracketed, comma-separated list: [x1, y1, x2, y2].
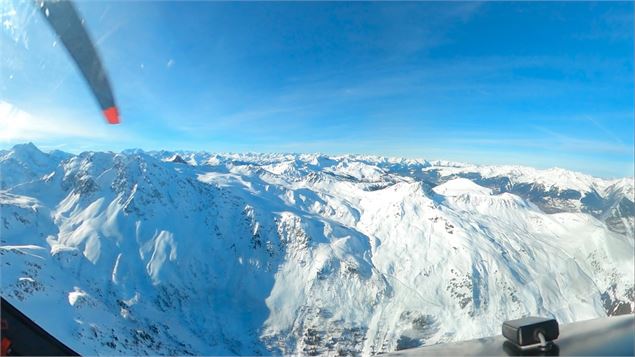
[502, 316, 559, 351]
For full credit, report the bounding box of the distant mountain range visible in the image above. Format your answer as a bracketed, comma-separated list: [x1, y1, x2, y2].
[1, 143, 633, 355]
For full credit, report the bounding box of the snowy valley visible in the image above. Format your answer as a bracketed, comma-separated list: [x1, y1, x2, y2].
[1, 143, 633, 355]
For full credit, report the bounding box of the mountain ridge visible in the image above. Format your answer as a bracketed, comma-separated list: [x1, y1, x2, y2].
[1, 143, 633, 355]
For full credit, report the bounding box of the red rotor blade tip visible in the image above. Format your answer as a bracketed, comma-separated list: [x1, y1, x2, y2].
[103, 106, 120, 124]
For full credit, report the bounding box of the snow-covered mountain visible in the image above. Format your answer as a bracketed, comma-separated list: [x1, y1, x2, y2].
[1, 143, 633, 355]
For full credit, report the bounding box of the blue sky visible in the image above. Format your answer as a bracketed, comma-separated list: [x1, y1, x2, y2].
[1, 1, 633, 177]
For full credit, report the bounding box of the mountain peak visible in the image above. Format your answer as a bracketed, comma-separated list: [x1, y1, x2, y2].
[164, 154, 188, 164]
[433, 178, 492, 197]
[6, 142, 49, 166]
[11, 142, 41, 154]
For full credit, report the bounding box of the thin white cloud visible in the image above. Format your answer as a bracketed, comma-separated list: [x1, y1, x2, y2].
[0, 100, 128, 142]
[95, 19, 124, 46]
[582, 115, 625, 145]
[530, 126, 633, 156]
